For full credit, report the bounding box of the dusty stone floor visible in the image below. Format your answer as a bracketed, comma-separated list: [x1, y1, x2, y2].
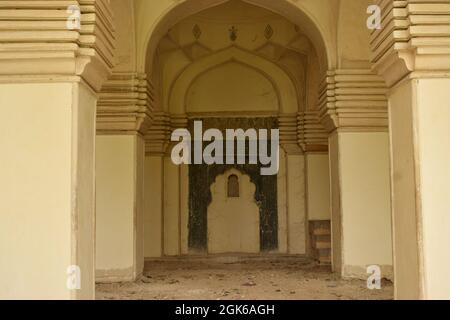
[96, 256, 393, 300]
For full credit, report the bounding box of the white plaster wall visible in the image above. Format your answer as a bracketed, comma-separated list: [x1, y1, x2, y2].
[96, 135, 139, 281]
[306, 153, 331, 221]
[338, 132, 393, 277]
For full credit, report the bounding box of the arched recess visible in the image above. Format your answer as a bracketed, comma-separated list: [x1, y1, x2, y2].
[136, 0, 335, 74]
[169, 46, 298, 114]
[208, 169, 260, 254]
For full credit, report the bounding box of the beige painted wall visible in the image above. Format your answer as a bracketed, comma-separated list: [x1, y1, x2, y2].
[306, 153, 331, 221]
[336, 132, 393, 278]
[0, 82, 96, 299]
[95, 135, 144, 282]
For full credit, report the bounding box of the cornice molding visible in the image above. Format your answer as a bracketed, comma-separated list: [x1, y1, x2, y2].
[0, 0, 115, 91]
[298, 111, 328, 152]
[278, 113, 303, 155]
[318, 69, 388, 133]
[145, 113, 188, 155]
[371, 0, 450, 87]
[97, 72, 154, 134]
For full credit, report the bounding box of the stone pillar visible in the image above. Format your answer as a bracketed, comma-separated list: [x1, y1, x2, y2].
[144, 113, 189, 257]
[279, 115, 307, 254]
[371, 0, 450, 299]
[319, 69, 393, 279]
[95, 73, 152, 282]
[0, 0, 114, 299]
[298, 110, 330, 226]
[95, 134, 145, 282]
[143, 112, 169, 258]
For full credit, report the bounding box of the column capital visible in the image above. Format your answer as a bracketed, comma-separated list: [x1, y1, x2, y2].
[0, 0, 115, 91]
[278, 113, 303, 155]
[318, 69, 388, 133]
[145, 113, 189, 156]
[297, 111, 328, 153]
[371, 0, 450, 87]
[97, 72, 154, 135]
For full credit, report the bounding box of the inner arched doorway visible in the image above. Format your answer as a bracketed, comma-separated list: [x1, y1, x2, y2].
[141, 0, 331, 260]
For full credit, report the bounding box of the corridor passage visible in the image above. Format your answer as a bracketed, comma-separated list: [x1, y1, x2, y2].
[96, 256, 393, 300]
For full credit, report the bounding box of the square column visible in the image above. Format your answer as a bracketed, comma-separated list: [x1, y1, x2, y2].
[0, 81, 97, 299]
[95, 134, 145, 282]
[370, 0, 450, 299]
[389, 78, 450, 299]
[329, 131, 393, 279]
[143, 155, 164, 258]
[319, 69, 394, 279]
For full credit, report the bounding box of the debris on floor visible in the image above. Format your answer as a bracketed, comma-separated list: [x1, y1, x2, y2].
[96, 257, 393, 300]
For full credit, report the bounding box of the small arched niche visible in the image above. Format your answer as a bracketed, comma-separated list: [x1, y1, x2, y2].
[207, 169, 260, 254]
[227, 174, 240, 198]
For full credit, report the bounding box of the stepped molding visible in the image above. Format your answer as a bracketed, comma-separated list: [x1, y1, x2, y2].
[0, 0, 115, 90]
[371, 0, 450, 86]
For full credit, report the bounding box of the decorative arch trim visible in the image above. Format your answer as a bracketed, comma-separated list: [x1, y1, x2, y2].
[169, 46, 298, 114]
[136, 0, 334, 73]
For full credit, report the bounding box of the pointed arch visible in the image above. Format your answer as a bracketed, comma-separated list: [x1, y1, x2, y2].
[169, 46, 298, 114]
[135, 0, 335, 74]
